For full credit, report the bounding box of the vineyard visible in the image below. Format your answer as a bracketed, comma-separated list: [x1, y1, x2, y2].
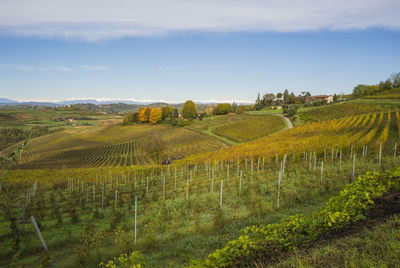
[189, 110, 396, 163]
[298, 102, 381, 122]
[1, 109, 400, 267]
[190, 114, 249, 132]
[211, 115, 285, 143]
[18, 127, 227, 169]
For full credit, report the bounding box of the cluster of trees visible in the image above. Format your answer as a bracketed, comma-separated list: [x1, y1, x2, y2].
[254, 89, 298, 110]
[352, 72, 400, 98]
[0, 126, 53, 148]
[204, 103, 253, 116]
[214, 103, 233, 115]
[122, 107, 163, 125]
[122, 100, 199, 125]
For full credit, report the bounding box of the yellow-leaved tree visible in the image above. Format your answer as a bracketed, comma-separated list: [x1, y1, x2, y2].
[149, 108, 162, 124]
[138, 107, 149, 123]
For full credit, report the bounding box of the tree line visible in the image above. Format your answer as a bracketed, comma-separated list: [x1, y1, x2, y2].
[122, 100, 254, 126]
[122, 100, 198, 125]
[352, 72, 400, 98]
[254, 89, 300, 110]
[0, 126, 53, 149]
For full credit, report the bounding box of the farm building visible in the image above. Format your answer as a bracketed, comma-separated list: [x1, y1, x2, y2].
[307, 95, 333, 103]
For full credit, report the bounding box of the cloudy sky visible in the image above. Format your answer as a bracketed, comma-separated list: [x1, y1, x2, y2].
[0, 0, 399, 102]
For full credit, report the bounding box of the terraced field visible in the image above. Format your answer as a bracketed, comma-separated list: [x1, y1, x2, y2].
[18, 125, 227, 169]
[298, 102, 382, 122]
[211, 115, 285, 142]
[192, 110, 397, 163]
[190, 113, 247, 131]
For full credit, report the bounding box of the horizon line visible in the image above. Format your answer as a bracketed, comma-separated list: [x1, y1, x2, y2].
[1, 97, 255, 104]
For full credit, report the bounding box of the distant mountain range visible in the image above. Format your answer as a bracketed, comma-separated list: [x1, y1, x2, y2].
[0, 98, 253, 106]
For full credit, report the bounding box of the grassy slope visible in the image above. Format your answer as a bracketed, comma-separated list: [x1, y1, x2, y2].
[245, 108, 283, 115]
[0, 108, 121, 130]
[272, 214, 400, 268]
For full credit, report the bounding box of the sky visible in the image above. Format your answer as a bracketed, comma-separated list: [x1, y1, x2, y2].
[0, 0, 399, 103]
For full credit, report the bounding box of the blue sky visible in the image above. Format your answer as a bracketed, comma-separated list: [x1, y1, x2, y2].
[0, 0, 399, 103]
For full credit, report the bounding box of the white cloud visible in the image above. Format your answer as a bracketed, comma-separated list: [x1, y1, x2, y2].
[0, 64, 34, 71]
[0, 64, 108, 72]
[0, 0, 398, 40]
[81, 65, 107, 71]
[0, 64, 73, 72]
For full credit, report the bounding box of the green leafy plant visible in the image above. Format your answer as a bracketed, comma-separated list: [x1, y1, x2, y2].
[194, 168, 400, 267]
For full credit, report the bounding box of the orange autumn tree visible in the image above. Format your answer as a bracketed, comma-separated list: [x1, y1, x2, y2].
[138, 107, 149, 123]
[149, 108, 162, 124]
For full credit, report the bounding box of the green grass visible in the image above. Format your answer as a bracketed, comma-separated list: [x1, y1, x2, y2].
[272, 214, 400, 268]
[245, 108, 283, 115]
[193, 126, 239, 146]
[0, 107, 122, 131]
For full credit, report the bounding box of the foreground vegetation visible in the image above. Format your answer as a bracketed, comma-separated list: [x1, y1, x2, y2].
[2, 92, 400, 267]
[1, 105, 400, 267]
[198, 167, 400, 266]
[272, 213, 400, 267]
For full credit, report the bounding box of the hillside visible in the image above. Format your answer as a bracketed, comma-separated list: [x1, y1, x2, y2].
[8, 113, 286, 169]
[1, 100, 400, 267]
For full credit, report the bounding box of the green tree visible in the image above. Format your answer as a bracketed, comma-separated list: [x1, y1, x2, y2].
[276, 92, 283, 98]
[283, 104, 299, 117]
[391, 72, 400, 88]
[215, 103, 232, 115]
[182, 100, 197, 119]
[352, 84, 380, 98]
[161, 106, 173, 120]
[333, 94, 338, 103]
[283, 89, 290, 104]
[378, 80, 392, 91]
[231, 102, 238, 113]
[254, 93, 264, 110]
[289, 92, 296, 104]
[171, 108, 179, 119]
[262, 93, 275, 106]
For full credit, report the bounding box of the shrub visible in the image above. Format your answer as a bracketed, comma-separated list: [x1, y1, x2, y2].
[194, 168, 400, 267]
[176, 119, 190, 127]
[100, 251, 146, 267]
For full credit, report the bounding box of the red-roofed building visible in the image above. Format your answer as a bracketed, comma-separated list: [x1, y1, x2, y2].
[307, 95, 333, 103]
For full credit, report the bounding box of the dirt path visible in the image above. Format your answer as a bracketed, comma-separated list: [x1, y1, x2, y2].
[277, 114, 294, 129]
